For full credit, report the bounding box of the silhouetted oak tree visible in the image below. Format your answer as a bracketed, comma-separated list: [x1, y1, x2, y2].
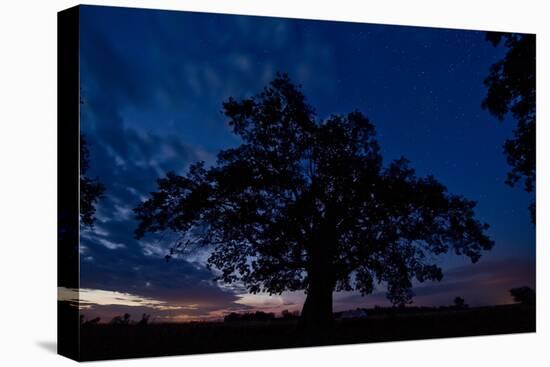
[80, 135, 104, 227]
[135, 74, 493, 331]
[482, 32, 535, 223]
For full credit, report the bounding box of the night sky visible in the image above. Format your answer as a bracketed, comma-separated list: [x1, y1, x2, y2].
[68, 5, 535, 322]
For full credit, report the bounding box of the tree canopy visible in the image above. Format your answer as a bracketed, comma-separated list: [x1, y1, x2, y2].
[134, 74, 493, 325]
[482, 32, 535, 223]
[80, 134, 105, 227]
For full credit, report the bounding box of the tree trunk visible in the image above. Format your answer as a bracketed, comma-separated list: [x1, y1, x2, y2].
[298, 237, 335, 342]
[300, 277, 334, 330]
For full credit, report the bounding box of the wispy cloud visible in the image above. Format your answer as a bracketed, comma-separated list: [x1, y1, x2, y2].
[59, 287, 178, 309]
[97, 238, 126, 250]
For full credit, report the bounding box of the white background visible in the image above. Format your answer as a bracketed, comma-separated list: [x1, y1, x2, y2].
[0, 0, 547, 365]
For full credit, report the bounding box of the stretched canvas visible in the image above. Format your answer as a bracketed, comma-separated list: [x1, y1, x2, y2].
[58, 4, 536, 361]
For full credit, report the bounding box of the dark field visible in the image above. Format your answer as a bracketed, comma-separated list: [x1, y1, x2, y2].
[78, 304, 535, 361]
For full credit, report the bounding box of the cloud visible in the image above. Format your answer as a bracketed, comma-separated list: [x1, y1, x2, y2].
[97, 238, 126, 250]
[59, 287, 176, 309]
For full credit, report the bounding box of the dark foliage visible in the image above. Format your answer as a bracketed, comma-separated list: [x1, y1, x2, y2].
[134, 74, 493, 328]
[81, 316, 101, 326]
[224, 311, 276, 323]
[137, 313, 151, 326]
[109, 313, 131, 325]
[281, 309, 300, 319]
[482, 32, 536, 223]
[510, 286, 535, 305]
[80, 135, 105, 227]
[453, 296, 467, 309]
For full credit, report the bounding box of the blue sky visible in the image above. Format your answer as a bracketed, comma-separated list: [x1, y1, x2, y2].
[70, 5, 535, 322]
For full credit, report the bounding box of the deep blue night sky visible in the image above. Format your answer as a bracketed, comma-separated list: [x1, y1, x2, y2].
[72, 5, 535, 322]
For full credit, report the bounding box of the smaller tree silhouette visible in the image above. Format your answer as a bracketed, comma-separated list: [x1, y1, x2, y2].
[510, 286, 535, 305]
[137, 313, 151, 326]
[453, 296, 467, 309]
[81, 317, 101, 326]
[281, 309, 300, 319]
[109, 313, 131, 325]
